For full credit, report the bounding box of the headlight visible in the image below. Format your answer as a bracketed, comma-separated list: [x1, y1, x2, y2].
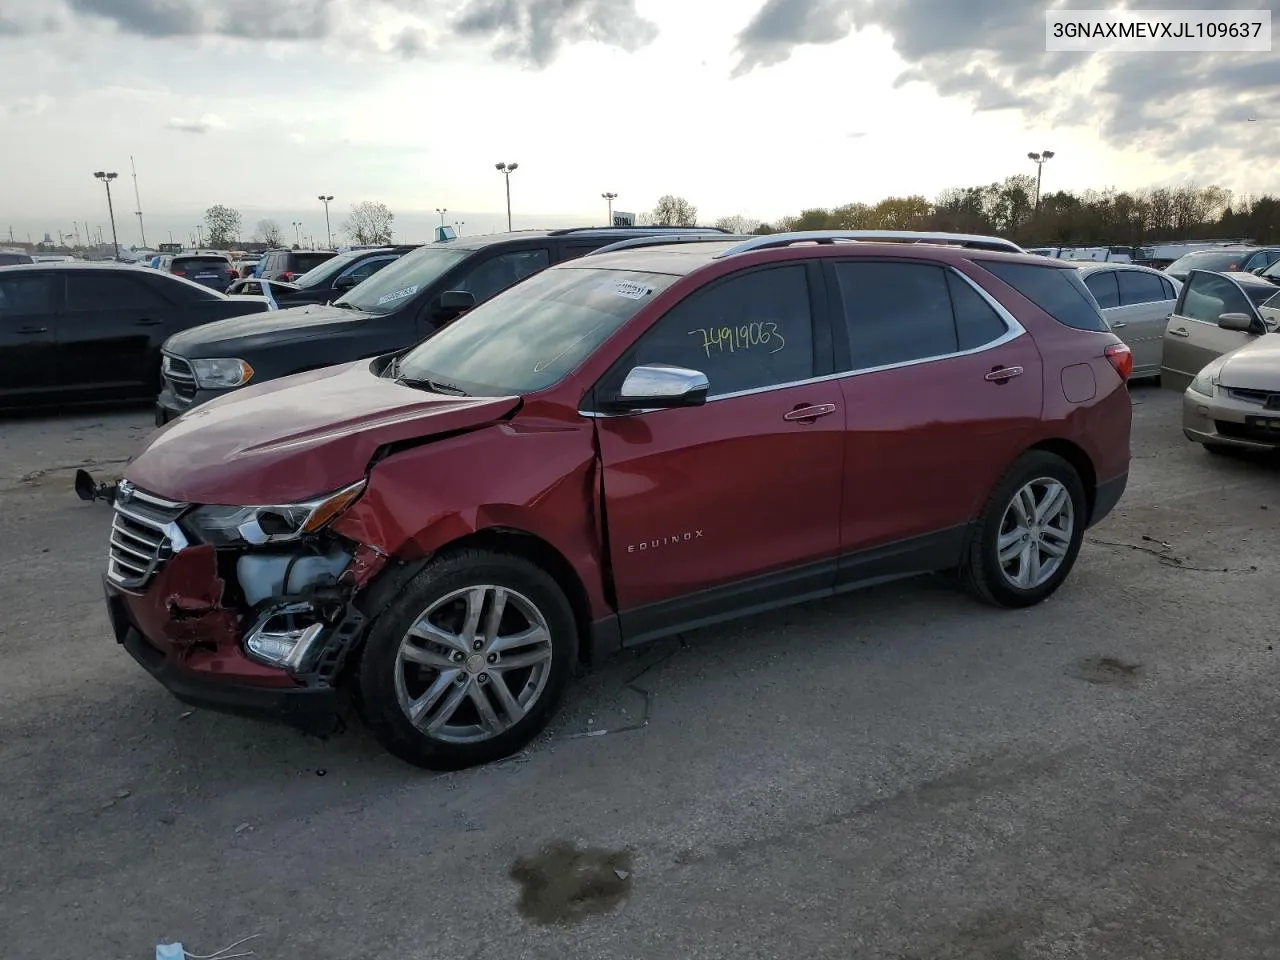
[190, 357, 254, 389]
[1188, 363, 1223, 398]
[183, 480, 366, 546]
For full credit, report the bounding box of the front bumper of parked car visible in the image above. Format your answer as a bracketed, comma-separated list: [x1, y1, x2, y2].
[1182, 386, 1280, 451]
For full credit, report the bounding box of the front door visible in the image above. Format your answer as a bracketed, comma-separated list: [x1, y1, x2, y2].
[1162, 269, 1261, 389]
[594, 262, 844, 643]
[0, 271, 61, 401]
[824, 259, 1042, 583]
[59, 270, 170, 395]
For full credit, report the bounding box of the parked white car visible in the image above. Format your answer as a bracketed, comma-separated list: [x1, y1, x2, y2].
[1076, 262, 1181, 379]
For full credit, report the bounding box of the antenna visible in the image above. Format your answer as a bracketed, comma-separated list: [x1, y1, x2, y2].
[130, 156, 147, 248]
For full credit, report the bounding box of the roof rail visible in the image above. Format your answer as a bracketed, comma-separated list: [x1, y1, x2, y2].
[548, 225, 730, 237]
[712, 230, 1025, 259]
[583, 234, 754, 258]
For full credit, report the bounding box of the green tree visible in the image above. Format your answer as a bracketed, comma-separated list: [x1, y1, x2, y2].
[644, 195, 698, 227]
[343, 201, 395, 245]
[204, 205, 242, 248]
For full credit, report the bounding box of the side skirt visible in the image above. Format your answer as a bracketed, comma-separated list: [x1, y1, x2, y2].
[602, 525, 969, 649]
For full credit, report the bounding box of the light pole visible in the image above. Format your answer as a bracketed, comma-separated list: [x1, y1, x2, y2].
[495, 162, 518, 231]
[602, 192, 618, 226]
[195, 224, 204, 247]
[93, 171, 120, 259]
[454, 221, 465, 237]
[1027, 150, 1055, 211]
[318, 195, 333, 248]
[436, 207, 448, 227]
[292, 221, 303, 247]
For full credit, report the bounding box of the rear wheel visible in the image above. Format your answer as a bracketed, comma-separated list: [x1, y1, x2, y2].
[358, 549, 577, 770]
[960, 451, 1086, 608]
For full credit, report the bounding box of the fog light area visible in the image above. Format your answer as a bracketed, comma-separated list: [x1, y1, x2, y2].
[245, 607, 325, 668]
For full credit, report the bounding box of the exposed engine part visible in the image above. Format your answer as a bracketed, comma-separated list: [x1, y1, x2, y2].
[236, 550, 352, 607]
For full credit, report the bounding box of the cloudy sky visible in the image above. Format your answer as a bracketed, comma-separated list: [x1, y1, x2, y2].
[0, 0, 1277, 247]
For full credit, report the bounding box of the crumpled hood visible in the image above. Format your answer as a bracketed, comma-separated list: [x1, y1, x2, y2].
[164, 303, 366, 356]
[125, 361, 520, 504]
[1219, 334, 1280, 391]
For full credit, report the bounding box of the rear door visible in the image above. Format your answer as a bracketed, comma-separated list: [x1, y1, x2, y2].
[1112, 268, 1177, 377]
[827, 259, 1042, 579]
[59, 271, 173, 394]
[594, 262, 844, 641]
[1162, 269, 1262, 389]
[0, 271, 61, 401]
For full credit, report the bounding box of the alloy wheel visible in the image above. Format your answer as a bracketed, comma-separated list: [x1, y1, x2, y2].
[996, 477, 1075, 590]
[394, 585, 553, 745]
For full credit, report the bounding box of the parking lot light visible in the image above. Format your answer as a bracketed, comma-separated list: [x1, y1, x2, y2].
[318, 195, 334, 249]
[93, 171, 120, 260]
[495, 162, 519, 231]
[602, 192, 618, 225]
[1028, 151, 1055, 211]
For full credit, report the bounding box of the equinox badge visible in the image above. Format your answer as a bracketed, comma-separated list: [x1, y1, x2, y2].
[627, 530, 704, 553]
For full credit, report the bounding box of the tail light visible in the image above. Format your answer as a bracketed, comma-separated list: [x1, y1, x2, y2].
[172, 269, 186, 276]
[1105, 343, 1133, 382]
[280, 271, 297, 282]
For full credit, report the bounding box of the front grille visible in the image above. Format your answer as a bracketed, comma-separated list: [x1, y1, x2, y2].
[1226, 387, 1280, 407]
[1215, 420, 1280, 446]
[107, 487, 189, 589]
[161, 354, 197, 403]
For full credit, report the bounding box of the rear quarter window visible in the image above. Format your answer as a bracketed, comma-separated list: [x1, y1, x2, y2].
[980, 261, 1108, 332]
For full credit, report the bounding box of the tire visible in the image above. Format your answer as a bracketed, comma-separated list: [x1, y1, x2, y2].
[358, 548, 578, 770]
[959, 451, 1087, 609]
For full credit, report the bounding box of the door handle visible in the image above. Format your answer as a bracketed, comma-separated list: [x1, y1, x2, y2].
[17, 326, 48, 334]
[783, 403, 837, 422]
[135, 318, 162, 326]
[1110, 321, 1127, 328]
[1168, 327, 1190, 338]
[985, 365, 1024, 382]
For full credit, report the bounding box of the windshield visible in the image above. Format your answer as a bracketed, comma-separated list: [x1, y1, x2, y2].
[1166, 251, 1252, 275]
[293, 250, 368, 289]
[396, 267, 679, 396]
[336, 245, 470, 314]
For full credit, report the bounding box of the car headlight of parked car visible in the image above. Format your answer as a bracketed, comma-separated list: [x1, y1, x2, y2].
[182, 480, 366, 546]
[190, 357, 255, 389]
[1188, 360, 1225, 398]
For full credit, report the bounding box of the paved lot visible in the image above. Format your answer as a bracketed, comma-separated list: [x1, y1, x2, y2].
[2, 386, 1278, 960]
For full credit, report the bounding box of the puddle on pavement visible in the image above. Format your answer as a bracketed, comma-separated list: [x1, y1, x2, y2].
[510, 840, 632, 925]
[1070, 655, 1142, 686]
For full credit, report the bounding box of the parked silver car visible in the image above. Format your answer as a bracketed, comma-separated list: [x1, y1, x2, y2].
[1076, 262, 1181, 379]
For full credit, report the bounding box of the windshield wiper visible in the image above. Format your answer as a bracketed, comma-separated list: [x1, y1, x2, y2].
[331, 301, 359, 310]
[397, 376, 469, 396]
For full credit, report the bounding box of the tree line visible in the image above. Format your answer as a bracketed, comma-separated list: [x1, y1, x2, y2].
[202, 201, 395, 249]
[641, 183, 1280, 248]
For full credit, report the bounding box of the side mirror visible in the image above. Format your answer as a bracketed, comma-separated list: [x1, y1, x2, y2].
[602, 364, 709, 412]
[1217, 312, 1257, 333]
[434, 289, 476, 321]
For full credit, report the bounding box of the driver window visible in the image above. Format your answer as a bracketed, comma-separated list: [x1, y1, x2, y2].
[1178, 271, 1254, 324]
[449, 249, 550, 303]
[622, 264, 815, 398]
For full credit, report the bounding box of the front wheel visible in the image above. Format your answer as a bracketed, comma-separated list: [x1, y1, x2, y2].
[960, 451, 1087, 608]
[358, 549, 577, 770]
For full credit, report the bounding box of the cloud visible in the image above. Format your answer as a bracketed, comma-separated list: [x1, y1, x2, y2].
[2, 0, 659, 66]
[166, 114, 227, 134]
[452, 0, 659, 68]
[732, 0, 1280, 161]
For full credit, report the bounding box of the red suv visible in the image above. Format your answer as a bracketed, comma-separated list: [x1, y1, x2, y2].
[101, 231, 1132, 769]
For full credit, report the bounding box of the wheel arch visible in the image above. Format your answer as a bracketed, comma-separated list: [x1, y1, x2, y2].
[1025, 437, 1096, 519]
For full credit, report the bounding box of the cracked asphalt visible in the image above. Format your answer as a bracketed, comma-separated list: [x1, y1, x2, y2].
[2, 384, 1278, 960]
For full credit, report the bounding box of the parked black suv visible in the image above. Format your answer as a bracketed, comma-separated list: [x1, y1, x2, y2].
[257, 248, 338, 282]
[0, 262, 267, 409]
[248, 245, 419, 305]
[156, 227, 728, 423]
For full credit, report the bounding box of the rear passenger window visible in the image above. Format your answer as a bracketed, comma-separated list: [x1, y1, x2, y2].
[0, 274, 58, 315]
[947, 272, 1009, 350]
[626, 264, 814, 397]
[833, 262, 956, 368]
[1117, 270, 1168, 306]
[1084, 270, 1120, 309]
[67, 274, 169, 311]
[981, 261, 1108, 332]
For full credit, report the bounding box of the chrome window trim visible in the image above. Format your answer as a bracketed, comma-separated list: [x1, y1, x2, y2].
[579, 265, 1026, 418]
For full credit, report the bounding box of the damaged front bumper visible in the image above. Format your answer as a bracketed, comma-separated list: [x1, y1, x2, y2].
[104, 495, 387, 735]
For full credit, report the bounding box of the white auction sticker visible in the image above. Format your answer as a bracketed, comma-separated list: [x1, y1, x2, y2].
[605, 279, 654, 300]
[1046, 9, 1271, 52]
[376, 284, 419, 305]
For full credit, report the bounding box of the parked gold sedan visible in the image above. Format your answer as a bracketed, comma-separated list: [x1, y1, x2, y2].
[1164, 269, 1280, 453]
